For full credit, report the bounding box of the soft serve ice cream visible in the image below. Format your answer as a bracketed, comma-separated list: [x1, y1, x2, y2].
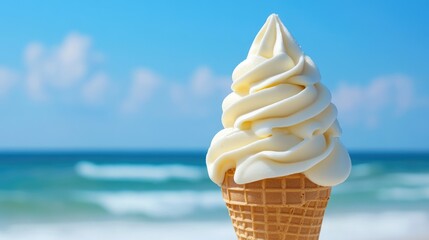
[206, 14, 351, 187]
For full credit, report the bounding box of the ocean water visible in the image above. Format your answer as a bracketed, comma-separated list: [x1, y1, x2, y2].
[0, 152, 428, 240]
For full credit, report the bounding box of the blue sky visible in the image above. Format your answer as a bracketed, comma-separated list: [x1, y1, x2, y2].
[0, 1, 428, 151]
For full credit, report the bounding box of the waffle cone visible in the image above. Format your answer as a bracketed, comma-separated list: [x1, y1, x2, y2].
[221, 169, 331, 240]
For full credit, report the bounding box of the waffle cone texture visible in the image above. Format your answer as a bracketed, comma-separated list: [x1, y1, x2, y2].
[221, 169, 331, 240]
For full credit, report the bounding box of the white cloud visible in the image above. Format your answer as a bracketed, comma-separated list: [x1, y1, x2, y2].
[191, 66, 230, 97]
[169, 66, 230, 114]
[121, 68, 161, 113]
[0, 67, 18, 96]
[82, 72, 109, 105]
[119, 66, 229, 115]
[190, 66, 229, 97]
[24, 32, 94, 100]
[332, 74, 417, 128]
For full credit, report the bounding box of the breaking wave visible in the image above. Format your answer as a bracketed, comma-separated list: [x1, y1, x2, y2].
[75, 161, 206, 182]
[78, 191, 224, 218]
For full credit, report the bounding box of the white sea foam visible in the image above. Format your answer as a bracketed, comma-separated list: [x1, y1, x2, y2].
[78, 191, 224, 217]
[377, 187, 429, 201]
[0, 222, 234, 240]
[335, 171, 429, 194]
[75, 161, 206, 181]
[321, 211, 429, 240]
[0, 211, 428, 240]
[387, 173, 429, 186]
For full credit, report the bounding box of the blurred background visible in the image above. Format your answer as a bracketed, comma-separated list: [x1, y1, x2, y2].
[0, 1, 428, 240]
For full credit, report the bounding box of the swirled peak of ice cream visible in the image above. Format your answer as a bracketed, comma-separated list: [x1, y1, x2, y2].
[206, 14, 351, 187]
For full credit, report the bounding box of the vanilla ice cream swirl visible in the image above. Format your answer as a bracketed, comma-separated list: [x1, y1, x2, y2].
[206, 14, 351, 186]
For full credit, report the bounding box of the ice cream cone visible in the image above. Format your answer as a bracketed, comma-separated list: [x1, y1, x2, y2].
[207, 13, 351, 240]
[221, 169, 331, 240]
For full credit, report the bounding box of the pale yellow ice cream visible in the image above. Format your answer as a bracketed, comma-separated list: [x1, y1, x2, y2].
[206, 14, 351, 187]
